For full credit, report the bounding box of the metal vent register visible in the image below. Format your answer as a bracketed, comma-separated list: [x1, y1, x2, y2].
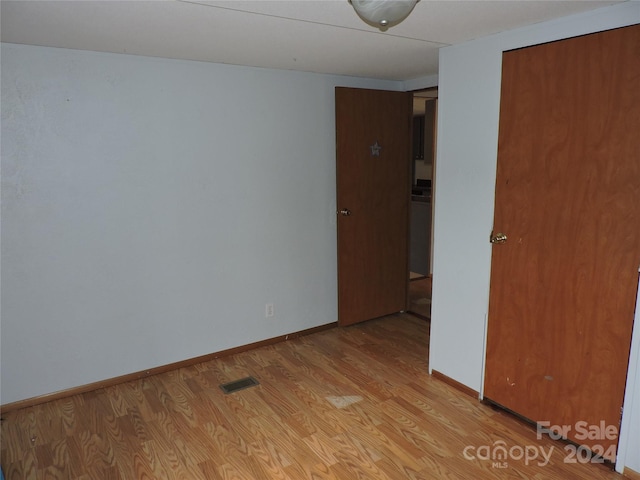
[219, 376, 260, 394]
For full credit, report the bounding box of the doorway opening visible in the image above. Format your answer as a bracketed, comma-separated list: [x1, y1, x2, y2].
[408, 87, 437, 319]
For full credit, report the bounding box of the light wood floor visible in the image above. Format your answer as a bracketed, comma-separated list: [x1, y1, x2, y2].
[408, 277, 432, 319]
[0, 314, 626, 479]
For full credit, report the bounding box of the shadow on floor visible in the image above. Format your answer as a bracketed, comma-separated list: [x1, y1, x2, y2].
[408, 276, 431, 320]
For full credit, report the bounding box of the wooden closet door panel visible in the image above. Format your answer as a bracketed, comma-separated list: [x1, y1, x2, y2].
[485, 25, 640, 461]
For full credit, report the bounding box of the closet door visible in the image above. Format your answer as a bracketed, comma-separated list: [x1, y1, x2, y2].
[484, 25, 640, 461]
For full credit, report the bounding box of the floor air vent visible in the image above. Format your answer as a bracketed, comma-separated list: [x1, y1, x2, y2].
[219, 376, 260, 394]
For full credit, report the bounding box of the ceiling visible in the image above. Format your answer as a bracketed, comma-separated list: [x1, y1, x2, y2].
[0, 0, 622, 82]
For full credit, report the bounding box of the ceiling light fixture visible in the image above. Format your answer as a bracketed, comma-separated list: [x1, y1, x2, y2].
[349, 0, 419, 30]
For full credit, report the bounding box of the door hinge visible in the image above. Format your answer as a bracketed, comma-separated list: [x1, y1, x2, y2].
[619, 406, 624, 427]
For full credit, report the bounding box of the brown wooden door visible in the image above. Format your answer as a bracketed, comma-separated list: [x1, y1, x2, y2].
[484, 25, 640, 462]
[336, 87, 412, 326]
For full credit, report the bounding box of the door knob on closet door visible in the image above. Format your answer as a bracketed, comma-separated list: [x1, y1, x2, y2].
[339, 208, 352, 216]
[490, 232, 508, 244]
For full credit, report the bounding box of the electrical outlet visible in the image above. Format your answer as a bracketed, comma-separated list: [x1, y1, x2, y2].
[265, 303, 274, 318]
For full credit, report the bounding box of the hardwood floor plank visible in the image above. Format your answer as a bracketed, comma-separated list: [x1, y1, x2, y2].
[0, 314, 626, 479]
[302, 431, 339, 467]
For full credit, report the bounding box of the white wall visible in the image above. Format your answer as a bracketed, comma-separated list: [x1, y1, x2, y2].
[429, 2, 640, 473]
[0, 43, 401, 405]
[618, 272, 640, 473]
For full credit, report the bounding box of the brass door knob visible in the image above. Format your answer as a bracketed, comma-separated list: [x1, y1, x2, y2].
[490, 232, 507, 244]
[339, 209, 352, 216]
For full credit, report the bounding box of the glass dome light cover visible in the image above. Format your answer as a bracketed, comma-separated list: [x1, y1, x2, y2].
[349, 0, 419, 30]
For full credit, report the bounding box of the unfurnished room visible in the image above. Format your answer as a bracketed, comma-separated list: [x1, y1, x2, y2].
[1, 1, 639, 479]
